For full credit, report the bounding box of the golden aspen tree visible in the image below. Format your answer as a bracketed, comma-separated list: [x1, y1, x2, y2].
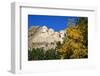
[57, 17, 88, 59]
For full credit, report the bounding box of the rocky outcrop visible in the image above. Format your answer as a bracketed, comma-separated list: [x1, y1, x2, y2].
[28, 26, 66, 51]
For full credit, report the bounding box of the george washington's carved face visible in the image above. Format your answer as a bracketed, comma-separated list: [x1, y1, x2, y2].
[41, 26, 48, 33]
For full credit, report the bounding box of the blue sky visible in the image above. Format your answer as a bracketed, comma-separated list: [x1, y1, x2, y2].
[28, 15, 79, 31]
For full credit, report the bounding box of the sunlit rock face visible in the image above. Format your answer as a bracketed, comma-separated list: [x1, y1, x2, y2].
[48, 28, 54, 35]
[28, 25, 66, 50]
[41, 26, 48, 33]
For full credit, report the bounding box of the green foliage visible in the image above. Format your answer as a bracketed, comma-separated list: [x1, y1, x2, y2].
[28, 48, 60, 60]
[45, 49, 60, 60]
[28, 48, 45, 60]
[28, 49, 33, 60]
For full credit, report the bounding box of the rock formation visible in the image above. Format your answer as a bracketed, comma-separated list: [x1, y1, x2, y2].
[28, 26, 66, 51]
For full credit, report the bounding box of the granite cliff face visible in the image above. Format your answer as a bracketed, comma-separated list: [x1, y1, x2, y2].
[28, 26, 66, 51]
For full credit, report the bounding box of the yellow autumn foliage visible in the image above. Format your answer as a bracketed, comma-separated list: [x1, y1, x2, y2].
[57, 17, 88, 59]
